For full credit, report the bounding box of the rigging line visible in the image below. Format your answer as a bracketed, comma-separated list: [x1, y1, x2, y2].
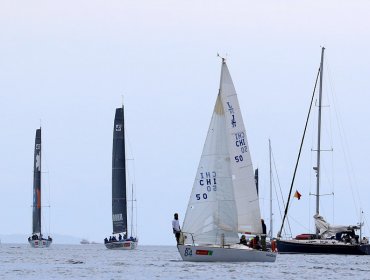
[278, 67, 320, 238]
[123, 110, 138, 237]
[327, 60, 362, 221]
[272, 176, 289, 237]
[332, 146, 335, 224]
[363, 215, 370, 236]
[271, 146, 292, 236]
[320, 66, 336, 224]
[309, 117, 313, 233]
[309, 86, 320, 232]
[287, 214, 311, 232]
[324, 62, 336, 223]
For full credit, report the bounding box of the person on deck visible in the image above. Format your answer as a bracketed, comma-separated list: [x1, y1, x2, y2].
[252, 235, 261, 250]
[239, 235, 248, 245]
[172, 213, 181, 244]
[261, 219, 267, 251]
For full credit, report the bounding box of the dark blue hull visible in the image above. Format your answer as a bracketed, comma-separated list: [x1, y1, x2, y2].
[277, 239, 370, 255]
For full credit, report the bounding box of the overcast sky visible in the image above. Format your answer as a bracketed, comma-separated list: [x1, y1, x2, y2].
[1, 0, 370, 245]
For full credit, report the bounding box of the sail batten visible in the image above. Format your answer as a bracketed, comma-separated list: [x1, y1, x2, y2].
[112, 107, 128, 234]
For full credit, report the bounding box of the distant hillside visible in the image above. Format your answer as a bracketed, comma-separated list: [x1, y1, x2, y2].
[0, 234, 99, 244]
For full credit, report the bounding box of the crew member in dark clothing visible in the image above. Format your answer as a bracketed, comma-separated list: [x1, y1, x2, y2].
[239, 235, 248, 245]
[261, 219, 267, 251]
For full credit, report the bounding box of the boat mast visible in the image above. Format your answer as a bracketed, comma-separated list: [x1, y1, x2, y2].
[315, 47, 325, 235]
[131, 183, 134, 237]
[269, 139, 273, 239]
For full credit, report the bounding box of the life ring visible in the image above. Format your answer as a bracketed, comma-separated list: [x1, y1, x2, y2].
[271, 240, 277, 252]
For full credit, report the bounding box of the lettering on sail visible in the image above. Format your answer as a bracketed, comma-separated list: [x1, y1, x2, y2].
[234, 131, 247, 163]
[196, 171, 217, 200]
[112, 213, 123, 222]
[234, 132, 248, 153]
[226, 102, 236, 128]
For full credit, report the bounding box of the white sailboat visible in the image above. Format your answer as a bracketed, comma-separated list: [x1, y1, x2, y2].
[177, 58, 277, 262]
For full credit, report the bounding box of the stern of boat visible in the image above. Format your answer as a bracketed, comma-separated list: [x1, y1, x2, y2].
[28, 239, 52, 248]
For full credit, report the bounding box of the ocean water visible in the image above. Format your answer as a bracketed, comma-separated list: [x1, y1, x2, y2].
[1, 244, 369, 280]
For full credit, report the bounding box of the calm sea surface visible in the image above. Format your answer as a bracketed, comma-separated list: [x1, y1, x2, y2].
[1, 244, 369, 279]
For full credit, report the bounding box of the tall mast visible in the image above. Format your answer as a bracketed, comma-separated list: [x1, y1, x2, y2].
[315, 47, 325, 235]
[131, 183, 134, 237]
[269, 139, 273, 239]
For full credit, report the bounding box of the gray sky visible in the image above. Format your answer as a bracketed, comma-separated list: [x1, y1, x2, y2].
[1, 0, 370, 245]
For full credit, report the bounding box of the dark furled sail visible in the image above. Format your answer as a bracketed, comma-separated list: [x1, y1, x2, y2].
[32, 128, 42, 234]
[112, 107, 127, 234]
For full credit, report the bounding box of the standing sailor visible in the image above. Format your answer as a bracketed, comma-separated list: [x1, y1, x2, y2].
[261, 219, 267, 251]
[172, 213, 181, 244]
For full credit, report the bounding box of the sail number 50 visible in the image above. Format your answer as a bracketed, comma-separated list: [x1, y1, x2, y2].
[196, 193, 208, 200]
[235, 155, 243, 163]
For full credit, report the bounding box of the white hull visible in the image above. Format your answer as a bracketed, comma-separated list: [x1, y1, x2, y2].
[178, 244, 277, 262]
[105, 240, 138, 250]
[28, 239, 52, 248]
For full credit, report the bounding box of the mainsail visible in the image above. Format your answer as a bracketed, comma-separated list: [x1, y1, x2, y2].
[32, 128, 42, 235]
[219, 61, 262, 234]
[112, 107, 128, 234]
[182, 60, 262, 246]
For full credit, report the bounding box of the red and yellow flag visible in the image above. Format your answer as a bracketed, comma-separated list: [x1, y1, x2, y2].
[294, 190, 302, 200]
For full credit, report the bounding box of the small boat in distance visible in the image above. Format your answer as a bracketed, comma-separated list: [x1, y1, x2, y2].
[80, 239, 90, 245]
[277, 47, 370, 255]
[28, 128, 52, 248]
[104, 106, 138, 250]
[177, 57, 277, 262]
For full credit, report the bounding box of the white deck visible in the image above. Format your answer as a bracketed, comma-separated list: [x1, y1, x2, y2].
[178, 244, 276, 262]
